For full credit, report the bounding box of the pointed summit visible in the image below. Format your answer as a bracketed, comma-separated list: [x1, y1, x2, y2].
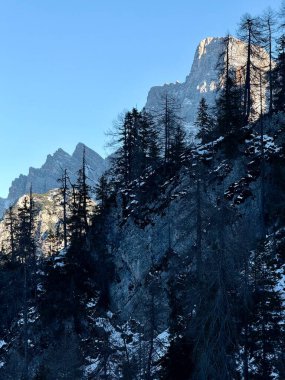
[72, 142, 88, 160]
[72, 143, 106, 170]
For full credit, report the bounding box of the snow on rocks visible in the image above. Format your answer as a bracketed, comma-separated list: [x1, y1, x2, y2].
[83, 313, 170, 379]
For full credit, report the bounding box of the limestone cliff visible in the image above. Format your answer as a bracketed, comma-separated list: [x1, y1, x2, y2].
[145, 37, 269, 133]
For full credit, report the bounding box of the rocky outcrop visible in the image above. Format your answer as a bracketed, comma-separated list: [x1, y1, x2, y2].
[0, 189, 95, 256]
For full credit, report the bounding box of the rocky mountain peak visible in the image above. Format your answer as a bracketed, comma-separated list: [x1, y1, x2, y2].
[145, 36, 269, 133]
[0, 144, 106, 219]
[197, 36, 221, 59]
[72, 142, 86, 159]
[72, 142, 104, 164]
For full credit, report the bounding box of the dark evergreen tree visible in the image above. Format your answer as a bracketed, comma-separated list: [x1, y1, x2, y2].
[4, 206, 17, 262]
[139, 110, 160, 170]
[110, 108, 143, 189]
[195, 97, 213, 143]
[69, 147, 92, 241]
[215, 37, 244, 155]
[57, 169, 70, 249]
[14, 192, 36, 380]
[169, 122, 187, 166]
[238, 242, 284, 379]
[90, 204, 115, 310]
[95, 174, 112, 210]
[109, 108, 162, 217]
[160, 269, 194, 380]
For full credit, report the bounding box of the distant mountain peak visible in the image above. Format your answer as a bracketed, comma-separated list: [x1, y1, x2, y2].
[73, 142, 85, 152]
[0, 144, 106, 218]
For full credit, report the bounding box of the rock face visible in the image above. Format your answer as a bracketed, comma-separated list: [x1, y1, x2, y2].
[108, 167, 261, 322]
[0, 189, 95, 256]
[0, 143, 106, 218]
[145, 37, 269, 130]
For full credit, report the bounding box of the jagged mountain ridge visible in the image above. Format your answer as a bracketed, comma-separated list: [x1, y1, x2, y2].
[145, 36, 269, 130]
[0, 143, 106, 218]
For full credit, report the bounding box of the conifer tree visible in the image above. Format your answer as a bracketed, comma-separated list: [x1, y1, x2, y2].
[139, 110, 160, 170]
[69, 147, 92, 241]
[57, 169, 70, 249]
[15, 192, 36, 380]
[215, 36, 244, 154]
[155, 94, 184, 165]
[238, 242, 284, 379]
[111, 108, 142, 188]
[160, 270, 194, 380]
[109, 108, 161, 217]
[238, 14, 263, 123]
[260, 8, 277, 114]
[95, 174, 111, 210]
[192, 197, 239, 380]
[217, 37, 243, 131]
[5, 206, 17, 262]
[169, 123, 187, 166]
[195, 97, 213, 143]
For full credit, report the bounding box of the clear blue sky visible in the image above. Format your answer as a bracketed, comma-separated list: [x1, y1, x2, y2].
[0, 0, 282, 197]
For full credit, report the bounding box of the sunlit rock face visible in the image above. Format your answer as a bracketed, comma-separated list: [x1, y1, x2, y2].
[0, 189, 95, 256]
[145, 36, 269, 129]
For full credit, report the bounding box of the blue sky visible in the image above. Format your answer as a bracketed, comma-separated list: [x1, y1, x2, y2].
[0, 0, 282, 197]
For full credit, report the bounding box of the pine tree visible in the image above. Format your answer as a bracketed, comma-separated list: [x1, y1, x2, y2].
[95, 174, 111, 210]
[195, 97, 213, 143]
[139, 110, 160, 170]
[169, 122, 187, 166]
[69, 147, 92, 241]
[215, 37, 244, 155]
[111, 108, 142, 188]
